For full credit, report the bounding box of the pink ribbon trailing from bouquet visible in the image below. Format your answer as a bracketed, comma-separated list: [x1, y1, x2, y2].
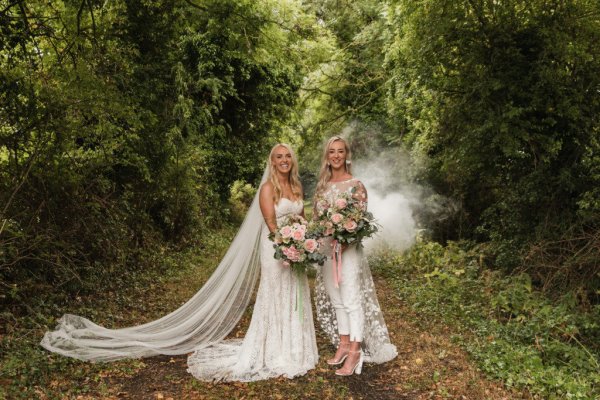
[332, 240, 342, 288]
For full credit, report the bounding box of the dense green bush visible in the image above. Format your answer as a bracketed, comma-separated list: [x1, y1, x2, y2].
[229, 180, 257, 221]
[0, 0, 316, 306]
[385, 0, 600, 251]
[371, 242, 600, 399]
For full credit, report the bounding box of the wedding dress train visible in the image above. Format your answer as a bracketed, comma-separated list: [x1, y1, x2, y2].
[187, 198, 318, 381]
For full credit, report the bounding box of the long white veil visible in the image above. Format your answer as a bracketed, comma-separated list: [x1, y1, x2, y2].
[40, 169, 268, 362]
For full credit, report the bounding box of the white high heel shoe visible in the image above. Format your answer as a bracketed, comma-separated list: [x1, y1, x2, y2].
[327, 343, 350, 365]
[335, 350, 363, 376]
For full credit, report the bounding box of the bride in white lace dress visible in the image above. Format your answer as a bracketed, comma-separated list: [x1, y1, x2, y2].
[41, 143, 317, 382]
[188, 143, 318, 381]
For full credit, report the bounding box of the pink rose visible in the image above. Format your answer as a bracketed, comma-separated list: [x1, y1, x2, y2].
[292, 230, 305, 241]
[343, 219, 358, 232]
[331, 213, 343, 224]
[296, 224, 307, 233]
[335, 198, 348, 209]
[325, 227, 334, 236]
[282, 245, 301, 262]
[280, 226, 293, 239]
[325, 221, 333, 229]
[304, 238, 318, 253]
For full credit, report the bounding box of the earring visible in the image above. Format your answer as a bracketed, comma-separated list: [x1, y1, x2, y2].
[346, 160, 351, 165]
[327, 162, 331, 167]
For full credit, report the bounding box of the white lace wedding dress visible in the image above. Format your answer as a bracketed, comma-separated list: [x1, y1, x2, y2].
[187, 198, 318, 381]
[41, 167, 317, 382]
[315, 178, 398, 364]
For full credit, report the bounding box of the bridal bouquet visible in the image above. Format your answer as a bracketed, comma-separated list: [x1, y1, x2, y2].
[269, 215, 327, 273]
[314, 189, 378, 246]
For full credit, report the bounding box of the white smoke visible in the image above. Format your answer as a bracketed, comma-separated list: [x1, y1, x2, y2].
[364, 190, 418, 253]
[305, 123, 457, 253]
[354, 152, 422, 254]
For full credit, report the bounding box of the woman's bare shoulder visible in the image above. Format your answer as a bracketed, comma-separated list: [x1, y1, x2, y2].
[260, 181, 274, 194]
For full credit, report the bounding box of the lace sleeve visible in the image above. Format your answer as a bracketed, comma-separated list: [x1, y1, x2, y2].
[312, 190, 327, 221]
[352, 180, 368, 206]
[312, 197, 319, 221]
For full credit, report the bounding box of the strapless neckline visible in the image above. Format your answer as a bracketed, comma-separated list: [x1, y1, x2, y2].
[278, 197, 302, 205]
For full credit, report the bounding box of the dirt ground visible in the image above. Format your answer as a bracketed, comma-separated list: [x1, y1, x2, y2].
[78, 275, 529, 400]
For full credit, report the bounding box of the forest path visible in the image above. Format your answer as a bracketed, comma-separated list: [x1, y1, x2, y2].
[83, 270, 528, 400]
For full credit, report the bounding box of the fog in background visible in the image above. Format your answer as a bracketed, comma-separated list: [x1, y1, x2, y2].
[355, 154, 420, 253]
[343, 124, 458, 254]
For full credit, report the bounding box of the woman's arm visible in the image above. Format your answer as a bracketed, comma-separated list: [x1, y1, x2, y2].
[259, 182, 278, 233]
[312, 187, 324, 222]
[352, 180, 368, 205]
[341, 181, 368, 252]
[299, 187, 306, 219]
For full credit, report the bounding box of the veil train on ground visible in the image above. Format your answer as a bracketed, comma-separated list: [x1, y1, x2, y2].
[40, 170, 268, 362]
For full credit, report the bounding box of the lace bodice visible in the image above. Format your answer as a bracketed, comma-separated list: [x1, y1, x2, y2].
[325, 178, 366, 196]
[314, 178, 367, 217]
[275, 198, 303, 220]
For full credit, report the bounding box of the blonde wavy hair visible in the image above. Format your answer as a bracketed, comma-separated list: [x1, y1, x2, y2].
[315, 136, 352, 195]
[268, 143, 303, 203]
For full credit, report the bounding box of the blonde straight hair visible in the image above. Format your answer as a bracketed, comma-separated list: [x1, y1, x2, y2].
[315, 136, 352, 195]
[268, 143, 303, 203]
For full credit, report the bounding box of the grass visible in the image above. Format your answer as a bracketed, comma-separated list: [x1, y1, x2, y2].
[370, 240, 600, 400]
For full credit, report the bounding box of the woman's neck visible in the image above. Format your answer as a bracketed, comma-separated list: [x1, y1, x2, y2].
[330, 168, 351, 182]
[276, 171, 290, 187]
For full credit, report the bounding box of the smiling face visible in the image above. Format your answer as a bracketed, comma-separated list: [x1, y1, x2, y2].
[271, 145, 293, 175]
[327, 140, 347, 171]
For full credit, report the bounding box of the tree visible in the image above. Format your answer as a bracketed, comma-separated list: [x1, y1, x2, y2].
[0, 0, 321, 299]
